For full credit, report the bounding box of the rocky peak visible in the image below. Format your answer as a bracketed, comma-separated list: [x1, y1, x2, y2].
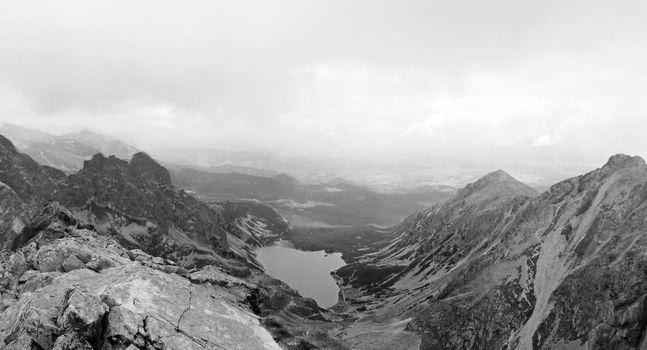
[79, 153, 131, 181]
[129, 152, 172, 186]
[602, 153, 646, 170]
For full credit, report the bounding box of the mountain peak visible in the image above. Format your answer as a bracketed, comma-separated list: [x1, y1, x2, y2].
[603, 154, 646, 170]
[130, 152, 172, 186]
[480, 169, 514, 182]
[458, 169, 537, 201]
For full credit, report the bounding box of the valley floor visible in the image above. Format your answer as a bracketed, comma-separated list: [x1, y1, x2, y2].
[330, 318, 422, 350]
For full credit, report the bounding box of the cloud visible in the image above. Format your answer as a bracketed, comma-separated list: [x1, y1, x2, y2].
[531, 134, 557, 147]
[0, 0, 645, 167]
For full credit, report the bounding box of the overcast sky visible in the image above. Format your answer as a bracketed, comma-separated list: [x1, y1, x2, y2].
[0, 0, 645, 167]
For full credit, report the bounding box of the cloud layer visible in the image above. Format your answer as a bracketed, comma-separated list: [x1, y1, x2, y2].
[0, 0, 645, 168]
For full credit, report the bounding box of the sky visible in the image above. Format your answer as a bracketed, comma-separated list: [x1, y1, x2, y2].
[0, 0, 646, 170]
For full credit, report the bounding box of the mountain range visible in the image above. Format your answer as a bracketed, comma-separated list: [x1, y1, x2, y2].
[0, 124, 138, 173]
[2, 124, 647, 349]
[334, 154, 647, 349]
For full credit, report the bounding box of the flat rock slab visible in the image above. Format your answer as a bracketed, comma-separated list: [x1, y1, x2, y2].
[0, 264, 281, 350]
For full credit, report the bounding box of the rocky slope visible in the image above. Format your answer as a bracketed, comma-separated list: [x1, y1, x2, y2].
[336, 155, 647, 350]
[0, 203, 341, 349]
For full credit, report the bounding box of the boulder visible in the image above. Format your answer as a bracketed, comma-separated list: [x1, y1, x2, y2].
[52, 332, 93, 350]
[57, 288, 108, 334]
[86, 255, 117, 272]
[2, 308, 61, 349]
[62, 255, 86, 272]
[20, 271, 62, 293]
[35, 246, 65, 272]
[103, 306, 144, 346]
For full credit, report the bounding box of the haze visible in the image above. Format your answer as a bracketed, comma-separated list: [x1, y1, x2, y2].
[0, 0, 646, 183]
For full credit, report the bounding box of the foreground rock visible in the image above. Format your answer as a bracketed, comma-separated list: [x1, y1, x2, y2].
[0, 213, 283, 349]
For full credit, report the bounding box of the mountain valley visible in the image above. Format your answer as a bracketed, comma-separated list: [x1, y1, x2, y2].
[1, 129, 647, 349]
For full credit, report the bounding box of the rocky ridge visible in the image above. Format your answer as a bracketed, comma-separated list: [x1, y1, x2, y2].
[0, 133, 287, 272]
[335, 155, 647, 350]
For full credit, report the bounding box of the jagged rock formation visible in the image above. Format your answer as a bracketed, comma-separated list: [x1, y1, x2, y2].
[0, 134, 286, 272]
[59, 152, 233, 267]
[336, 155, 647, 350]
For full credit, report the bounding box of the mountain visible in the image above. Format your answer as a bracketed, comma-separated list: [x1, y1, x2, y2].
[0, 134, 286, 271]
[0, 134, 345, 349]
[64, 129, 138, 161]
[335, 155, 647, 349]
[206, 163, 281, 177]
[173, 166, 455, 227]
[0, 124, 137, 173]
[0, 123, 57, 148]
[172, 167, 299, 201]
[24, 139, 101, 173]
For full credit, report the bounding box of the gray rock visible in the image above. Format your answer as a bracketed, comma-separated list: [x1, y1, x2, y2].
[62, 255, 86, 272]
[52, 332, 93, 350]
[35, 246, 65, 272]
[86, 255, 117, 272]
[104, 306, 143, 345]
[7, 252, 28, 278]
[3, 332, 37, 350]
[4, 308, 61, 349]
[18, 269, 39, 283]
[57, 288, 108, 332]
[20, 271, 62, 293]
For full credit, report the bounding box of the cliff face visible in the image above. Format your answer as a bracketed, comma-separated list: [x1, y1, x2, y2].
[337, 155, 647, 350]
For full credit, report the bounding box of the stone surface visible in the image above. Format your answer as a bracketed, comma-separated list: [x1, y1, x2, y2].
[61, 254, 86, 272]
[57, 288, 109, 332]
[103, 306, 143, 345]
[0, 220, 285, 350]
[52, 332, 93, 350]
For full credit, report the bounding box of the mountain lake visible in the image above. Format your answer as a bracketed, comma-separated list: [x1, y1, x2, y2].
[256, 244, 346, 308]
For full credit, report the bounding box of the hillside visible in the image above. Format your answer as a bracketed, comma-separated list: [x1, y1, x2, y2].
[335, 155, 647, 349]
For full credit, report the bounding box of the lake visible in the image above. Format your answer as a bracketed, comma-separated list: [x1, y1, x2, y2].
[255, 244, 346, 308]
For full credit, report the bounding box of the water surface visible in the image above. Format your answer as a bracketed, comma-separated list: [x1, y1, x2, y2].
[256, 245, 346, 308]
